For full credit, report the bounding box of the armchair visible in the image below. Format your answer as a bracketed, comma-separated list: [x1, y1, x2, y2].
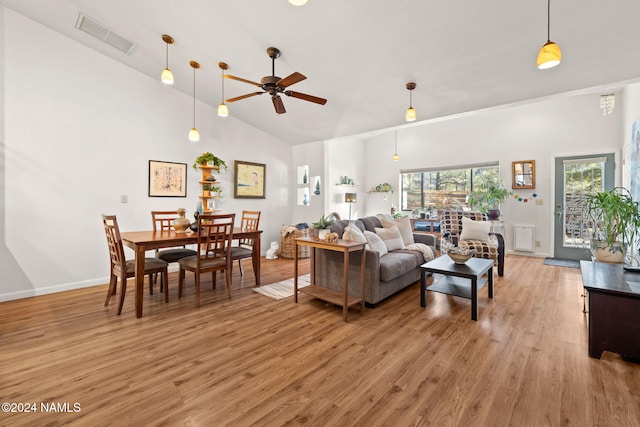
[440, 210, 505, 276]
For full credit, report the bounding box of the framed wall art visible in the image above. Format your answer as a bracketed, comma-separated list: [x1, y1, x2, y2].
[234, 160, 266, 199]
[148, 160, 187, 197]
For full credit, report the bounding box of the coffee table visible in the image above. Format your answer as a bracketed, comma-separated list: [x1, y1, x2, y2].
[420, 255, 494, 321]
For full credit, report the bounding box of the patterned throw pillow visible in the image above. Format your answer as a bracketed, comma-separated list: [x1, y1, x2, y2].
[343, 221, 367, 244]
[375, 225, 405, 251]
[459, 216, 491, 243]
[364, 231, 387, 257]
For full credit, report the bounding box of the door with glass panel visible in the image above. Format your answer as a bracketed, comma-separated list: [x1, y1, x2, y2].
[553, 154, 614, 260]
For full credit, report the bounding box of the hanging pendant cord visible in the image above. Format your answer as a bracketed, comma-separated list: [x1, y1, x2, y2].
[192, 67, 196, 127]
[546, 0, 551, 41]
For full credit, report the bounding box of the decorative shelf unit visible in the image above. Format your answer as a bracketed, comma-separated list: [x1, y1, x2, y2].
[297, 165, 310, 205]
[198, 165, 221, 213]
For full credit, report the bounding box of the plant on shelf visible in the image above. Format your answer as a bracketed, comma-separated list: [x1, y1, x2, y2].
[468, 178, 512, 219]
[372, 182, 393, 193]
[582, 187, 640, 263]
[192, 152, 228, 170]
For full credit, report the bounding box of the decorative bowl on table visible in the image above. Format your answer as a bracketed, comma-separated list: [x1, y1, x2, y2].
[447, 247, 475, 264]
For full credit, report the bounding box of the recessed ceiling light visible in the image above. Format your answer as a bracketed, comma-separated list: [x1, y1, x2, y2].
[289, 0, 308, 6]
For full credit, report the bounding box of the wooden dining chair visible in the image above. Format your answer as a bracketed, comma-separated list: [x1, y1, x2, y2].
[102, 214, 169, 315]
[230, 210, 261, 277]
[178, 213, 235, 307]
[151, 210, 197, 294]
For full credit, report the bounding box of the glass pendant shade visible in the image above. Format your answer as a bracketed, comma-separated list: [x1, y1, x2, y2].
[393, 153, 399, 161]
[161, 34, 175, 85]
[289, 0, 308, 5]
[537, 40, 561, 69]
[161, 68, 174, 85]
[188, 128, 200, 142]
[405, 107, 416, 122]
[218, 103, 229, 117]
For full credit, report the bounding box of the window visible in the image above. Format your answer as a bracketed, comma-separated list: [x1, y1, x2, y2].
[400, 162, 500, 213]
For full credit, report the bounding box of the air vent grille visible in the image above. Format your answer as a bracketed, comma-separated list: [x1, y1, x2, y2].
[75, 13, 134, 55]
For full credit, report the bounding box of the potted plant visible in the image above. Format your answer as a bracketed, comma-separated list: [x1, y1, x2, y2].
[373, 182, 393, 193]
[192, 152, 228, 170]
[468, 179, 512, 219]
[583, 187, 640, 263]
[310, 215, 335, 239]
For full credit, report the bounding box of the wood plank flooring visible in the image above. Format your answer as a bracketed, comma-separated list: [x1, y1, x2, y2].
[1, 255, 639, 426]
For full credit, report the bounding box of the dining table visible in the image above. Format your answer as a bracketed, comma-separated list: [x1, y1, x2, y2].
[120, 227, 262, 318]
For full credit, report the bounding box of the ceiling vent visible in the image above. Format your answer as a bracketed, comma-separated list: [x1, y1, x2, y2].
[75, 13, 135, 55]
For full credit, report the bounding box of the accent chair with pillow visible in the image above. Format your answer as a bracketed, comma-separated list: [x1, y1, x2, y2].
[313, 216, 436, 305]
[440, 210, 505, 276]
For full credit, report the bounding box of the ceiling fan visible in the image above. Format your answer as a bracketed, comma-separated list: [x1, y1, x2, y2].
[225, 47, 327, 115]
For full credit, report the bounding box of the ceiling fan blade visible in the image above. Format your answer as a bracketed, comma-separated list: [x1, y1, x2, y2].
[272, 95, 286, 114]
[277, 72, 306, 88]
[225, 74, 262, 87]
[226, 92, 263, 103]
[284, 90, 327, 105]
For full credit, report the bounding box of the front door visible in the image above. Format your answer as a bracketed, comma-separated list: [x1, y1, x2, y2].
[553, 153, 615, 260]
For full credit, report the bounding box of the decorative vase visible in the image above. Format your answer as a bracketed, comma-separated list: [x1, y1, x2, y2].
[314, 180, 321, 195]
[309, 228, 319, 240]
[172, 208, 190, 233]
[303, 168, 308, 184]
[487, 209, 500, 220]
[303, 194, 309, 205]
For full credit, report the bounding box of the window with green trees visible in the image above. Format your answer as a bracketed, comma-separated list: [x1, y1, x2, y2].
[400, 163, 500, 213]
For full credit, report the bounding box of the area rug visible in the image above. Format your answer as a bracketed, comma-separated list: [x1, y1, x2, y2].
[543, 258, 581, 269]
[253, 274, 311, 300]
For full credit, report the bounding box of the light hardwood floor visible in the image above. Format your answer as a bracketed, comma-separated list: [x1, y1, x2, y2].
[1, 255, 639, 426]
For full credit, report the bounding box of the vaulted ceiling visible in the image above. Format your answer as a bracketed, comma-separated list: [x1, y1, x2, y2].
[2, 0, 640, 144]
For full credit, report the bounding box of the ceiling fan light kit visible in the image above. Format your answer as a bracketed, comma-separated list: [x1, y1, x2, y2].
[188, 60, 200, 142]
[537, 0, 561, 69]
[405, 82, 417, 122]
[224, 47, 327, 115]
[161, 34, 175, 85]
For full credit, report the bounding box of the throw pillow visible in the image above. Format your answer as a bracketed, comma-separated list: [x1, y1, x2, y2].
[375, 225, 405, 251]
[343, 221, 367, 244]
[378, 215, 415, 246]
[364, 231, 387, 257]
[459, 216, 491, 243]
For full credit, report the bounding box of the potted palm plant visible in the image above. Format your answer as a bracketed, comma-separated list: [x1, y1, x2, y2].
[583, 187, 640, 263]
[468, 179, 512, 220]
[310, 215, 335, 240]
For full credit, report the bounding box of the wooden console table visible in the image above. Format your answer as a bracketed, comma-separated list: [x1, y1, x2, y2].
[294, 237, 366, 321]
[580, 260, 640, 361]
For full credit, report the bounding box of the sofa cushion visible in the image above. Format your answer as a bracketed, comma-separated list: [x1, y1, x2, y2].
[378, 215, 415, 246]
[364, 230, 387, 257]
[379, 250, 422, 282]
[360, 216, 382, 232]
[343, 221, 367, 244]
[330, 219, 364, 238]
[375, 225, 405, 251]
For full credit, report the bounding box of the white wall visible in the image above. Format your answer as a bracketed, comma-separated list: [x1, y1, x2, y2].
[317, 93, 624, 258]
[1, 9, 292, 301]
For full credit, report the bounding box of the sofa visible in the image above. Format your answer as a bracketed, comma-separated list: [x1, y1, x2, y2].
[313, 216, 437, 305]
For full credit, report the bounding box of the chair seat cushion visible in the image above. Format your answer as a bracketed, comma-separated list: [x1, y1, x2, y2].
[124, 258, 168, 274]
[156, 248, 198, 263]
[178, 255, 228, 270]
[230, 247, 252, 258]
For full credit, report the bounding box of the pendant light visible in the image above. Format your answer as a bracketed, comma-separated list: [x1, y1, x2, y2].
[392, 130, 399, 161]
[537, 0, 561, 69]
[289, 0, 308, 5]
[161, 34, 175, 85]
[188, 61, 200, 142]
[218, 62, 229, 118]
[405, 82, 416, 122]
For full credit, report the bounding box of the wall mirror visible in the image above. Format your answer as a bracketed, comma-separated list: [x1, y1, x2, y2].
[512, 160, 535, 189]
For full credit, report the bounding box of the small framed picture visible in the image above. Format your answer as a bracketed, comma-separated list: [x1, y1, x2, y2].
[148, 160, 187, 197]
[234, 160, 266, 199]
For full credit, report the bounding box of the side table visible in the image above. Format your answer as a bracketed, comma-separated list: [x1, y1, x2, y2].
[294, 237, 366, 321]
[420, 255, 494, 321]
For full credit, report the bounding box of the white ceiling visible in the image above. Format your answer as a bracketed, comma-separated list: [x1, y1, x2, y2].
[3, 0, 640, 145]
